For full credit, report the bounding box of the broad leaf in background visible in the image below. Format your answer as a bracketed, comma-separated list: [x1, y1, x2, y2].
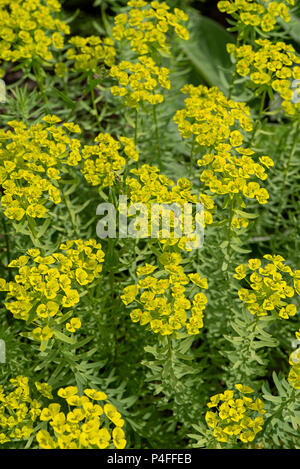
[179, 10, 234, 94]
[280, 13, 300, 47]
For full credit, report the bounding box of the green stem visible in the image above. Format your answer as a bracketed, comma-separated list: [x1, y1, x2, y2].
[249, 88, 267, 147]
[228, 71, 237, 100]
[189, 134, 196, 176]
[26, 216, 41, 248]
[134, 108, 138, 147]
[226, 196, 235, 284]
[62, 188, 78, 235]
[228, 31, 242, 100]
[1, 215, 11, 278]
[90, 82, 101, 130]
[108, 235, 119, 365]
[1, 214, 13, 325]
[153, 104, 162, 166]
[167, 336, 176, 390]
[32, 61, 48, 106]
[107, 186, 119, 365]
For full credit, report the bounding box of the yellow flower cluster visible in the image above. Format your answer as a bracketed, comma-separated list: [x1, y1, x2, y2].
[0, 239, 105, 344]
[235, 255, 300, 319]
[288, 330, 300, 390]
[174, 85, 272, 205]
[37, 386, 126, 449]
[198, 145, 271, 205]
[110, 56, 170, 108]
[205, 384, 265, 444]
[218, 0, 293, 32]
[174, 84, 253, 147]
[66, 36, 116, 73]
[0, 0, 70, 75]
[81, 134, 138, 187]
[0, 116, 82, 222]
[0, 117, 137, 222]
[112, 0, 189, 56]
[0, 377, 126, 449]
[0, 376, 43, 445]
[126, 164, 215, 250]
[227, 40, 300, 115]
[121, 255, 208, 336]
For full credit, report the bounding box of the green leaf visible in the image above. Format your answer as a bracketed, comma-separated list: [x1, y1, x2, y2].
[53, 329, 76, 345]
[56, 310, 75, 325]
[37, 217, 52, 238]
[179, 10, 234, 93]
[234, 209, 259, 219]
[272, 371, 286, 396]
[52, 88, 76, 109]
[279, 14, 300, 45]
[230, 243, 251, 254]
